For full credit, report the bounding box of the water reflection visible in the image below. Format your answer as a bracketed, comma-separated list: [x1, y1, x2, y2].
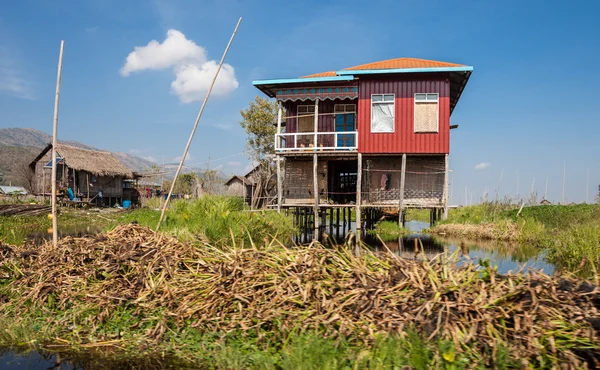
[369, 221, 555, 275]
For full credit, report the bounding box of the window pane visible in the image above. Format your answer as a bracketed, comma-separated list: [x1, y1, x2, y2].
[383, 94, 394, 102]
[427, 94, 439, 101]
[372, 95, 383, 102]
[372, 102, 394, 132]
[415, 93, 427, 101]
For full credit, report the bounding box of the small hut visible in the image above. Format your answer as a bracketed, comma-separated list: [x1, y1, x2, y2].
[225, 175, 255, 204]
[29, 144, 133, 206]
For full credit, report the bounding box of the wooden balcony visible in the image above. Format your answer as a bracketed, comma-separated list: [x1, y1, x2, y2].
[275, 131, 358, 153]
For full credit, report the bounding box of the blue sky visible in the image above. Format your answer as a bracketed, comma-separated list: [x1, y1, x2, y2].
[0, 0, 599, 203]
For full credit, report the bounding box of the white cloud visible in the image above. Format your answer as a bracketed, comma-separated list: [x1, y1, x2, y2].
[128, 149, 142, 154]
[120, 29, 238, 102]
[474, 162, 490, 170]
[85, 26, 100, 33]
[227, 161, 241, 167]
[0, 46, 35, 100]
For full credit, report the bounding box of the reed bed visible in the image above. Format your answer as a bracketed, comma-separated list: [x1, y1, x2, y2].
[1, 224, 599, 368]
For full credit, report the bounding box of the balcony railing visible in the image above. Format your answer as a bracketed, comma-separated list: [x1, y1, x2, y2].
[275, 131, 358, 152]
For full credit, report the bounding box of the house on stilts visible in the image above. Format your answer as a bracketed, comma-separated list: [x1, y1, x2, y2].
[29, 143, 134, 206]
[253, 57, 473, 240]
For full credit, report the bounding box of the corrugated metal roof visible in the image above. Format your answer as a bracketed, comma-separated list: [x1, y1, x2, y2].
[300, 58, 465, 78]
[343, 57, 464, 71]
[0, 185, 28, 195]
[300, 71, 337, 78]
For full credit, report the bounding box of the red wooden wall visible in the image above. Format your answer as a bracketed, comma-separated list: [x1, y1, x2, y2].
[356, 76, 450, 154]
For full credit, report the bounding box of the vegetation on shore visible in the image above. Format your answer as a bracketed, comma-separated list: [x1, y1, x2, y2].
[431, 203, 600, 275]
[1, 224, 599, 368]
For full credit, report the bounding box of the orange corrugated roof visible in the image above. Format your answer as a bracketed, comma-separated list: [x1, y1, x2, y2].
[300, 58, 464, 78]
[300, 71, 337, 78]
[343, 57, 464, 71]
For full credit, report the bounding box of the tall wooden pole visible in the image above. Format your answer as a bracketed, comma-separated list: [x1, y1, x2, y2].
[51, 40, 65, 247]
[356, 153, 362, 240]
[398, 153, 406, 226]
[442, 154, 449, 219]
[312, 98, 319, 240]
[157, 17, 242, 231]
[313, 153, 319, 240]
[276, 103, 283, 212]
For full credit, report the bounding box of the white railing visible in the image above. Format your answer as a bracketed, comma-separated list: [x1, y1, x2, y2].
[275, 131, 358, 152]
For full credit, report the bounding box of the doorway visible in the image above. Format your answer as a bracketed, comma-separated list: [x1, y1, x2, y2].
[328, 160, 357, 204]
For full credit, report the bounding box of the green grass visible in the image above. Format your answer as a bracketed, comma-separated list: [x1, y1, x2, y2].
[118, 196, 296, 246]
[435, 202, 600, 276]
[368, 220, 409, 238]
[404, 208, 430, 222]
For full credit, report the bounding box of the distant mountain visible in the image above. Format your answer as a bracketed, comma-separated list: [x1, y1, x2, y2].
[0, 128, 156, 186]
[0, 128, 96, 150]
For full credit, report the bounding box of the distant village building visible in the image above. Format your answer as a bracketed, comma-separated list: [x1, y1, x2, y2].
[0, 185, 28, 196]
[226, 164, 262, 206]
[29, 144, 134, 206]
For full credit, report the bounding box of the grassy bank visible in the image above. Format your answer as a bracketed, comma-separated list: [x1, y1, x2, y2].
[0, 196, 295, 247]
[1, 224, 599, 368]
[432, 203, 600, 275]
[117, 196, 295, 245]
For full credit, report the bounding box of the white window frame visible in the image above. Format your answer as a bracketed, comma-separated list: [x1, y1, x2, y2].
[371, 94, 395, 133]
[413, 93, 439, 133]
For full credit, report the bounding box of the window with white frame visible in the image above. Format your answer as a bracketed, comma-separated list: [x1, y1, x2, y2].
[414, 93, 439, 133]
[371, 94, 395, 133]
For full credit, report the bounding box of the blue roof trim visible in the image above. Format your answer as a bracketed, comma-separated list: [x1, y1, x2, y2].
[252, 76, 355, 85]
[336, 66, 473, 75]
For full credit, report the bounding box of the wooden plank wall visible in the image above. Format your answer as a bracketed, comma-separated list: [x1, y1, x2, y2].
[284, 159, 327, 204]
[364, 155, 445, 205]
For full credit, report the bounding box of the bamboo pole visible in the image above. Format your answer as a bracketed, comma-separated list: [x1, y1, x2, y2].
[442, 154, 449, 219]
[355, 153, 362, 245]
[51, 40, 65, 247]
[276, 103, 283, 212]
[313, 153, 319, 240]
[157, 17, 242, 231]
[399, 154, 406, 226]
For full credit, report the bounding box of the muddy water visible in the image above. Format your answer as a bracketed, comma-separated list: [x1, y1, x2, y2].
[371, 221, 555, 275]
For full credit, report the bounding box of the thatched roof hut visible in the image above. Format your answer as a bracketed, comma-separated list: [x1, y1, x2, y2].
[30, 143, 133, 178]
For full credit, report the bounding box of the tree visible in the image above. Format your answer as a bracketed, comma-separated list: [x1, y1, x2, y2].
[240, 96, 278, 163]
[240, 96, 280, 208]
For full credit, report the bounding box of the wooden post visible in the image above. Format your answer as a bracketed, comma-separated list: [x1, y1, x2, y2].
[313, 98, 319, 147]
[313, 153, 319, 240]
[86, 173, 90, 201]
[72, 169, 76, 195]
[276, 103, 283, 212]
[51, 40, 65, 247]
[157, 17, 242, 231]
[442, 154, 449, 220]
[398, 154, 406, 227]
[355, 153, 362, 243]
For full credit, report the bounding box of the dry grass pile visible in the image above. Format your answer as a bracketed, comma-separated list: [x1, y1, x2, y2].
[432, 222, 520, 241]
[1, 224, 599, 368]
